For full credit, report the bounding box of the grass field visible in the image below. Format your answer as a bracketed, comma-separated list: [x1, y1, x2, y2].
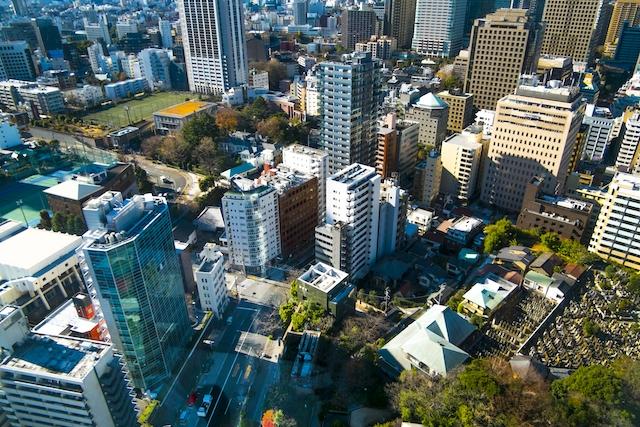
[0, 175, 59, 226]
[83, 92, 193, 129]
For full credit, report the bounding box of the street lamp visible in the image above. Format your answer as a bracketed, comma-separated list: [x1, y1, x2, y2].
[16, 200, 28, 227]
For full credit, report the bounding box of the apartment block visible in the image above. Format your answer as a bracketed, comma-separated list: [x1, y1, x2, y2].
[615, 111, 640, 171]
[104, 78, 148, 101]
[377, 178, 408, 258]
[441, 126, 484, 202]
[413, 150, 442, 206]
[480, 80, 585, 212]
[282, 144, 329, 223]
[0, 41, 35, 81]
[589, 173, 640, 270]
[315, 164, 380, 279]
[388, 0, 416, 48]
[318, 52, 383, 173]
[341, 7, 378, 51]
[439, 88, 474, 133]
[355, 36, 397, 60]
[581, 105, 614, 163]
[194, 244, 228, 318]
[222, 178, 281, 275]
[464, 9, 539, 111]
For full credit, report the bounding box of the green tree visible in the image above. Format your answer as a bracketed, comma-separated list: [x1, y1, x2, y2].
[483, 218, 517, 253]
[541, 232, 562, 252]
[194, 136, 223, 177]
[256, 115, 289, 141]
[134, 164, 153, 193]
[181, 113, 218, 147]
[39, 210, 52, 230]
[199, 175, 217, 192]
[278, 301, 295, 325]
[51, 212, 67, 232]
[582, 318, 600, 337]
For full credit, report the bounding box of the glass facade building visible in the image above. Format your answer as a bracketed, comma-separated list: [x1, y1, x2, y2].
[83, 193, 191, 390]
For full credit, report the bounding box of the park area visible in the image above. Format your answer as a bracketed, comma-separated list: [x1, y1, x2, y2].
[83, 92, 192, 129]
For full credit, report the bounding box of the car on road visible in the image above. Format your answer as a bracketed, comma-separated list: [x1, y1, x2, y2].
[226, 316, 233, 325]
[197, 386, 222, 418]
[160, 176, 174, 184]
[203, 339, 215, 348]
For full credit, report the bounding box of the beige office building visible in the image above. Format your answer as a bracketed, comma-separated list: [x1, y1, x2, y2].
[589, 172, 640, 271]
[480, 81, 585, 212]
[464, 9, 539, 111]
[605, 0, 640, 55]
[413, 150, 442, 206]
[406, 92, 449, 148]
[439, 89, 474, 133]
[540, 0, 610, 64]
[441, 126, 484, 202]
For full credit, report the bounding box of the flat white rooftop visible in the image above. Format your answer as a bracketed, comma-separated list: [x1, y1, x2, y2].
[298, 262, 348, 293]
[0, 228, 82, 280]
[33, 299, 99, 337]
[44, 180, 103, 201]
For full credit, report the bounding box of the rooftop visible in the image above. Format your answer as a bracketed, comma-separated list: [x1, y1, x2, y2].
[43, 180, 103, 201]
[0, 228, 82, 279]
[154, 100, 213, 118]
[298, 262, 348, 293]
[496, 246, 535, 264]
[3, 334, 108, 379]
[32, 299, 100, 337]
[329, 163, 377, 185]
[415, 92, 448, 110]
[463, 277, 518, 311]
[379, 305, 475, 376]
[450, 216, 483, 233]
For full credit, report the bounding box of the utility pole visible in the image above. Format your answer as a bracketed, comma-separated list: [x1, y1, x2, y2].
[384, 287, 391, 312]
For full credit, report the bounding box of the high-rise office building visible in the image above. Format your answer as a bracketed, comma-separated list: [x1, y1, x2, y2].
[387, 0, 416, 48]
[318, 52, 383, 173]
[9, 0, 30, 16]
[412, 0, 467, 57]
[406, 92, 449, 148]
[293, 0, 308, 25]
[0, 41, 36, 81]
[35, 18, 63, 58]
[0, 306, 138, 427]
[1, 19, 40, 52]
[282, 144, 329, 223]
[480, 80, 585, 212]
[179, 0, 248, 93]
[605, 0, 640, 55]
[612, 22, 640, 72]
[540, 0, 610, 64]
[222, 178, 281, 275]
[341, 7, 378, 50]
[589, 172, 640, 270]
[464, 8, 539, 110]
[441, 126, 484, 202]
[315, 164, 381, 279]
[82, 192, 192, 390]
[84, 19, 111, 45]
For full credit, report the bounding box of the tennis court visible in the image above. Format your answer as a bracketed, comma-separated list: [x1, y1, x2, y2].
[83, 92, 192, 128]
[0, 174, 59, 226]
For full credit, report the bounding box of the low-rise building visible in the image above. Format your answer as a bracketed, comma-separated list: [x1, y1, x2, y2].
[379, 304, 475, 377]
[438, 216, 483, 247]
[523, 270, 573, 303]
[104, 77, 148, 101]
[517, 176, 593, 243]
[407, 208, 434, 234]
[355, 36, 397, 60]
[494, 246, 535, 273]
[461, 275, 519, 318]
[248, 68, 269, 90]
[64, 84, 104, 107]
[153, 100, 215, 134]
[193, 244, 228, 318]
[0, 226, 85, 324]
[0, 80, 65, 117]
[32, 294, 105, 341]
[297, 262, 354, 319]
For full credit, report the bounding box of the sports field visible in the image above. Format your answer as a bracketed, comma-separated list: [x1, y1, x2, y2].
[0, 175, 59, 226]
[83, 92, 193, 128]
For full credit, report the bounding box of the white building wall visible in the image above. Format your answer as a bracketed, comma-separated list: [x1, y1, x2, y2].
[0, 121, 21, 149]
[194, 245, 228, 318]
[616, 113, 640, 171]
[282, 144, 328, 223]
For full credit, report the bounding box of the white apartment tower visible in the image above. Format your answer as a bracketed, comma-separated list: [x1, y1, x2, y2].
[194, 244, 228, 318]
[0, 306, 137, 427]
[282, 144, 329, 223]
[582, 105, 614, 163]
[222, 178, 281, 275]
[589, 173, 640, 270]
[615, 112, 640, 171]
[179, 0, 248, 94]
[411, 0, 467, 57]
[315, 164, 381, 279]
[377, 179, 407, 258]
[441, 126, 484, 202]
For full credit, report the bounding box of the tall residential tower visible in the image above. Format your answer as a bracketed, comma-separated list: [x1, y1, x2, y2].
[179, 0, 248, 93]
